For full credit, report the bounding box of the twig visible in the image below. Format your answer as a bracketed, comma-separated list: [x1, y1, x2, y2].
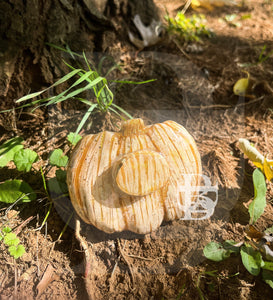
[14, 259, 18, 299]
[117, 239, 135, 287]
[185, 96, 265, 110]
[74, 217, 92, 278]
[172, 38, 192, 61]
[236, 95, 265, 107]
[15, 216, 35, 235]
[186, 104, 232, 109]
[110, 243, 122, 280]
[125, 254, 153, 261]
[36, 231, 40, 277]
[181, 0, 192, 14]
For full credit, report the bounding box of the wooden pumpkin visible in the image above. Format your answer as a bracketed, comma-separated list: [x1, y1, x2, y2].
[67, 118, 202, 234]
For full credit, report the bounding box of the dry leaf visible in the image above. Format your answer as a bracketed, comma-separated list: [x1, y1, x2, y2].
[191, 0, 239, 10]
[37, 264, 59, 297]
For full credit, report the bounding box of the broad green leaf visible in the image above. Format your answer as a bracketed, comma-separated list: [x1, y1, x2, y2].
[13, 148, 38, 172]
[0, 179, 36, 203]
[240, 243, 263, 276]
[203, 241, 231, 262]
[4, 233, 19, 246]
[3, 226, 12, 234]
[67, 132, 82, 146]
[0, 226, 12, 241]
[0, 137, 23, 167]
[8, 244, 25, 259]
[49, 149, 68, 167]
[249, 168, 267, 224]
[223, 240, 240, 254]
[262, 261, 273, 271]
[262, 269, 273, 289]
[47, 170, 68, 194]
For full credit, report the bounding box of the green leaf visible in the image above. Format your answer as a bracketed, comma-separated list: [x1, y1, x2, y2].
[249, 168, 267, 224]
[0, 179, 36, 203]
[49, 149, 68, 167]
[4, 233, 19, 246]
[223, 240, 240, 254]
[262, 269, 273, 289]
[8, 244, 25, 259]
[13, 148, 38, 172]
[3, 226, 12, 234]
[47, 170, 68, 194]
[203, 242, 231, 262]
[67, 132, 82, 146]
[262, 261, 273, 271]
[0, 137, 23, 167]
[240, 243, 263, 276]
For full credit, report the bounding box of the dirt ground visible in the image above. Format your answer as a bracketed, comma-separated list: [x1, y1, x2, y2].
[0, 0, 273, 299]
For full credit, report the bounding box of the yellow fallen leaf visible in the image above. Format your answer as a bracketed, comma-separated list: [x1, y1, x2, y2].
[263, 158, 273, 181]
[233, 71, 249, 96]
[238, 138, 273, 182]
[253, 161, 264, 171]
[191, 0, 238, 10]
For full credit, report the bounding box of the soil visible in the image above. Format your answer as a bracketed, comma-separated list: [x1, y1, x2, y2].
[1, 0, 273, 299]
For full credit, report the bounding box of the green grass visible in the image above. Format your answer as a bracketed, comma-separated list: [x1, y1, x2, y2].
[6, 44, 155, 137]
[165, 11, 213, 42]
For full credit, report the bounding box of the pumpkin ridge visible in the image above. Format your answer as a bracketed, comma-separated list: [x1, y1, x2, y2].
[152, 124, 181, 173]
[93, 132, 107, 225]
[160, 123, 199, 211]
[158, 123, 187, 173]
[164, 121, 201, 173]
[164, 121, 201, 195]
[73, 135, 97, 222]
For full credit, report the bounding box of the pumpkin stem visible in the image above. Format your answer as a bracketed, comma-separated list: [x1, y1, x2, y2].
[121, 118, 145, 136]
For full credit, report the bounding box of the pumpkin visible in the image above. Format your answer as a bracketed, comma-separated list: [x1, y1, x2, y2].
[67, 118, 202, 234]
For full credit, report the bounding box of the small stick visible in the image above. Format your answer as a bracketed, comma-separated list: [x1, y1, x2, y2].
[15, 216, 35, 235]
[74, 218, 92, 278]
[172, 38, 192, 61]
[181, 0, 192, 14]
[117, 239, 135, 287]
[14, 258, 18, 299]
[125, 254, 153, 261]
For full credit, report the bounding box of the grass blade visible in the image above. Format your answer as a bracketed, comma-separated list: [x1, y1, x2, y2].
[74, 104, 97, 137]
[46, 43, 82, 58]
[111, 103, 133, 119]
[111, 79, 157, 84]
[45, 77, 105, 106]
[16, 68, 82, 103]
